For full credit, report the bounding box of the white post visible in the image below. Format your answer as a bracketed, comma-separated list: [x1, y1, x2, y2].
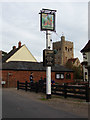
[46, 30, 51, 99]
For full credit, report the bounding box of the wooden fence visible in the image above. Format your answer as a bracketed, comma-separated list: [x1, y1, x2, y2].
[17, 81, 89, 102]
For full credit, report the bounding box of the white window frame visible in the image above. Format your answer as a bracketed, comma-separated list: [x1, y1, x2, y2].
[56, 73, 64, 80]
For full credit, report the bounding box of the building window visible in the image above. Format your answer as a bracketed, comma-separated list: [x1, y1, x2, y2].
[65, 47, 67, 51]
[83, 53, 87, 59]
[57, 49, 58, 52]
[2, 54, 4, 56]
[59, 48, 61, 50]
[66, 73, 71, 79]
[56, 74, 60, 79]
[85, 72, 88, 81]
[55, 73, 64, 80]
[70, 48, 72, 51]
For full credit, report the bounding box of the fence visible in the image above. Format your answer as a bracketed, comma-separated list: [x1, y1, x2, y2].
[17, 81, 89, 102]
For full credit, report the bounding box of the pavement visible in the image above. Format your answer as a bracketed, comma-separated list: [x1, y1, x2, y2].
[2, 88, 89, 119]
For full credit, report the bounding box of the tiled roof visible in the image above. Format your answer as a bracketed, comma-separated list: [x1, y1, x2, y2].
[81, 40, 90, 52]
[81, 61, 88, 66]
[1, 61, 73, 72]
[67, 58, 78, 63]
[0, 50, 7, 61]
[2, 46, 22, 63]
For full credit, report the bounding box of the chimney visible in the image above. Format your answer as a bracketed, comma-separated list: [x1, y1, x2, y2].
[18, 41, 21, 48]
[12, 46, 16, 50]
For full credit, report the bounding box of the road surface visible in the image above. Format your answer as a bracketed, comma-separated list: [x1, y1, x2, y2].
[2, 88, 88, 119]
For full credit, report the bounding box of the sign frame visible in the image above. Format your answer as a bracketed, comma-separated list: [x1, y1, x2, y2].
[43, 49, 54, 67]
[40, 12, 55, 31]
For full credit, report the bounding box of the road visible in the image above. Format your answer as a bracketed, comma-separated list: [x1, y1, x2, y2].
[2, 88, 88, 119]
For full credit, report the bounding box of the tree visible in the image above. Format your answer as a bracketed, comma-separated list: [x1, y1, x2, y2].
[73, 66, 83, 79]
[65, 62, 83, 79]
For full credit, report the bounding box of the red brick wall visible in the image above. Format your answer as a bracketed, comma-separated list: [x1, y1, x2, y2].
[1, 70, 74, 88]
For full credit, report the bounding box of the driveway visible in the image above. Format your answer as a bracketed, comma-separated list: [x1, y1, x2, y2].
[2, 88, 88, 119]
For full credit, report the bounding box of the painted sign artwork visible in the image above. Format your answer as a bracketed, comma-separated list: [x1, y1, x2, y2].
[41, 13, 55, 31]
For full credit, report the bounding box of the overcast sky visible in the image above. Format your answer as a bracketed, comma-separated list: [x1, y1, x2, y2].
[0, 0, 89, 62]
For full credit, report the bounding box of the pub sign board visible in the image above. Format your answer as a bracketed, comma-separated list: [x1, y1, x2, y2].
[43, 49, 54, 66]
[41, 13, 55, 31]
[40, 9, 56, 31]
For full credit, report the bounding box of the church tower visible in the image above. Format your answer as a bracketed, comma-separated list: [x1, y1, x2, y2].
[53, 35, 74, 66]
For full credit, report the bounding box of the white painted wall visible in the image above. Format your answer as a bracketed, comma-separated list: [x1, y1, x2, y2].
[83, 65, 88, 81]
[88, 52, 90, 66]
[82, 51, 90, 81]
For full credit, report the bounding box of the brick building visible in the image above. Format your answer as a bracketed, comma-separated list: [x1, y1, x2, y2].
[1, 61, 74, 88]
[53, 35, 74, 66]
[1, 41, 74, 87]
